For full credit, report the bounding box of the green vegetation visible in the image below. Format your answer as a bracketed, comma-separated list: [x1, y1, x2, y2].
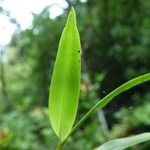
[49, 8, 81, 143]
[0, 0, 150, 150]
[95, 133, 150, 150]
[48, 7, 150, 150]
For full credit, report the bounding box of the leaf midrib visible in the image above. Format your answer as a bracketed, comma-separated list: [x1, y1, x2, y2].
[59, 15, 73, 140]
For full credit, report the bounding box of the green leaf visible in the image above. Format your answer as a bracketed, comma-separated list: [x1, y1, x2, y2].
[49, 7, 81, 142]
[95, 133, 150, 150]
[71, 73, 150, 134]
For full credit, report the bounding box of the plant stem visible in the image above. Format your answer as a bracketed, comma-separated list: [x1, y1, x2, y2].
[56, 141, 64, 150]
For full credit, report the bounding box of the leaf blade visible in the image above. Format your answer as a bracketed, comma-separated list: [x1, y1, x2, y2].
[95, 133, 150, 150]
[49, 7, 81, 142]
[71, 73, 150, 134]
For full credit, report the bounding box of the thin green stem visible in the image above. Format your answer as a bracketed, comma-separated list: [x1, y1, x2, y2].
[69, 73, 150, 136]
[56, 141, 64, 150]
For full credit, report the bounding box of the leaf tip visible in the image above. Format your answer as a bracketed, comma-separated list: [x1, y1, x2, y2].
[71, 6, 75, 12]
[70, 6, 76, 18]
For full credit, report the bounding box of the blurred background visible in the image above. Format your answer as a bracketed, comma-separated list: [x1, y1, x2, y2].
[0, 0, 150, 149]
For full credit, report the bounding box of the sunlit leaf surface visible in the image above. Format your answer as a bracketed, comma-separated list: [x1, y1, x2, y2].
[49, 7, 81, 142]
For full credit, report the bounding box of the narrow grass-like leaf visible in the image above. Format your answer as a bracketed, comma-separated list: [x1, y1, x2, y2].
[95, 133, 150, 150]
[49, 7, 81, 142]
[71, 73, 150, 135]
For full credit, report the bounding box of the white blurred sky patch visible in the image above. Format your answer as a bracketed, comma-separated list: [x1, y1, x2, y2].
[0, 0, 68, 45]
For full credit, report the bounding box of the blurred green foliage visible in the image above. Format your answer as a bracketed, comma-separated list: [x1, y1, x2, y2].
[0, 0, 150, 149]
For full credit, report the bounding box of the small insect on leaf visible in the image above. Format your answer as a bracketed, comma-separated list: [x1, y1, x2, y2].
[49, 7, 81, 142]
